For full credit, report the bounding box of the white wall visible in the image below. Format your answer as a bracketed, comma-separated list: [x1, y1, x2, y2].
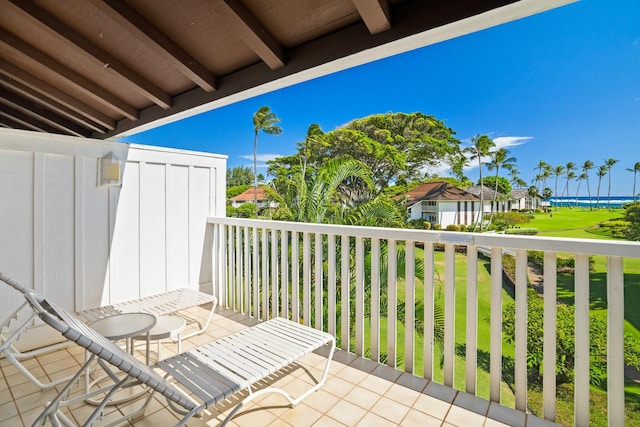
[0, 129, 226, 349]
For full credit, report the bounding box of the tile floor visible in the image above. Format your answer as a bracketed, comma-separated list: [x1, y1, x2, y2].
[0, 306, 561, 427]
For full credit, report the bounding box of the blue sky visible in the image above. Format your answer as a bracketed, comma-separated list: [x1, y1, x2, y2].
[124, 0, 640, 196]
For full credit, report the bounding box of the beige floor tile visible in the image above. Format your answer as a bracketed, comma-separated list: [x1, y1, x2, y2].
[322, 376, 355, 398]
[369, 396, 410, 424]
[0, 401, 19, 422]
[302, 389, 339, 413]
[278, 403, 323, 426]
[326, 399, 367, 426]
[445, 404, 486, 427]
[413, 393, 452, 420]
[358, 374, 393, 395]
[356, 411, 399, 426]
[401, 408, 443, 427]
[312, 416, 347, 427]
[384, 382, 421, 406]
[343, 386, 381, 410]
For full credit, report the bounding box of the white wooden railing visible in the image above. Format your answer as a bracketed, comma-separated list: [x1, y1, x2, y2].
[207, 217, 640, 426]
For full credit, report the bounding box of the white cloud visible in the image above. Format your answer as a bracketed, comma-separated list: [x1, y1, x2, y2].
[492, 136, 533, 149]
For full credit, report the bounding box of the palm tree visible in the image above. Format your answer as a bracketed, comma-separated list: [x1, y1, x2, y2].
[604, 158, 618, 210]
[595, 165, 607, 209]
[626, 161, 640, 201]
[463, 135, 495, 231]
[534, 160, 548, 192]
[562, 162, 576, 208]
[542, 166, 551, 192]
[552, 165, 565, 211]
[252, 106, 282, 215]
[575, 173, 587, 208]
[581, 160, 594, 210]
[487, 148, 516, 222]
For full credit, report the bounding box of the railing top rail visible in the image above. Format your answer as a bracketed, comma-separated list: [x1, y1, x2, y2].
[207, 217, 640, 259]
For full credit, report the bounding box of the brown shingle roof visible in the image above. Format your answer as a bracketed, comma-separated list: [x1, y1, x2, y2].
[401, 182, 479, 205]
[466, 185, 501, 199]
[229, 187, 268, 202]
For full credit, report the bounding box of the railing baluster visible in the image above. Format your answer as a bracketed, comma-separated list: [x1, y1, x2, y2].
[243, 226, 250, 316]
[465, 245, 478, 394]
[405, 240, 415, 374]
[252, 227, 259, 318]
[371, 238, 380, 363]
[515, 248, 528, 412]
[355, 237, 364, 356]
[303, 232, 311, 326]
[292, 231, 299, 323]
[271, 229, 278, 319]
[236, 226, 242, 313]
[228, 225, 235, 309]
[444, 244, 456, 387]
[315, 233, 323, 331]
[328, 234, 336, 337]
[423, 241, 434, 380]
[261, 227, 268, 320]
[490, 246, 502, 402]
[387, 239, 397, 368]
[543, 251, 557, 421]
[574, 253, 590, 426]
[280, 230, 288, 319]
[341, 234, 350, 352]
[608, 256, 624, 427]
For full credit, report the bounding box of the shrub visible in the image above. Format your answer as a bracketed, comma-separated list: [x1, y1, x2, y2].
[433, 223, 442, 230]
[445, 224, 459, 231]
[527, 251, 595, 272]
[423, 221, 432, 230]
[504, 228, 538, 235]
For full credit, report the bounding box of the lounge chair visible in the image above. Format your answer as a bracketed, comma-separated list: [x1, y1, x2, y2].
[0, 271, 216, 391]
[21, 288, 335, 427]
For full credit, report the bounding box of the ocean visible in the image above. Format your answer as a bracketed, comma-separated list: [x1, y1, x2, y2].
[548, 196, 636, 209]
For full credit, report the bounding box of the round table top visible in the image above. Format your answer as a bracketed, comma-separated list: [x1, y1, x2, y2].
[134, 315, 187, 341]
[89, 312, 157, 340]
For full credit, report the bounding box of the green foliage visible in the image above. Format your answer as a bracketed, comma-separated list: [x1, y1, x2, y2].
[226, 203, 255, 218]
[503, 291, 640, 386]
[226, 185, 251, 199]
[226, 166, 254, 187]
[542, 187, 553, 200]
[479, 175, 512, 196]
[504, 228, 538, 235]
[268, 112, 461, 189]
[491, 211, 533, 230]
[624, 201, 640, 241]
[527, 251, 595, 272]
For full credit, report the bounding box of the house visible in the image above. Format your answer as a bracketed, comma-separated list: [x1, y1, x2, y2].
[229, 187, 275, 208]
[466, 184, 505, 213]
[401, 182, 480, 227]
[510, 187, 542, 211]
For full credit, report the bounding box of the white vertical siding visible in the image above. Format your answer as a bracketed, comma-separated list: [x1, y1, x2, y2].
[0, 129, 226, 350]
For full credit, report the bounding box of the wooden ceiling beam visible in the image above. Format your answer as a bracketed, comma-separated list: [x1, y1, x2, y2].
[0, 87, 90, 137]
[0, 58, 116, 130]
[87, 0, 217, 93]
[352, 0, 391, 34]
[8, 0, 172, 109]
[212, 0, 285, 70]
[0, 59, 116, 130]
[0, 106, 60, 134]
[0, 29, 138, 120]
[0, 74, 106, 133]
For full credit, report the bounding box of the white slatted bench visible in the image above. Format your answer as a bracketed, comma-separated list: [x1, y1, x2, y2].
[25, 290, 335, 427]
[1, 271, 216, 391]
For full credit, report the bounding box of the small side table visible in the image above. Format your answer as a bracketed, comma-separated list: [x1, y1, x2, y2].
[133, 315, 187, 362]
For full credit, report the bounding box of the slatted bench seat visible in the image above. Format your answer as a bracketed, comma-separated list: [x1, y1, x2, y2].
[1, 271, 216, 391]
[24, 290, 335, 427]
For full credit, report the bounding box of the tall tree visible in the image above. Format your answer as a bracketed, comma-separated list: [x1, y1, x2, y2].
[252, 106, 282, 215]
[604, 158, 618, 210]
[226, 165, 254, 187]
[534, 160, 548, 192]
[562, 162, 576, 208]
[464, 135, 495, 231]
[581, 160, 594, 210]
[626, 161, 640, 201]
[575, 173, 587, 208]
[595, 164, 607, 209]
[552, 165, 565, 211]
[487, 148, 516, 222]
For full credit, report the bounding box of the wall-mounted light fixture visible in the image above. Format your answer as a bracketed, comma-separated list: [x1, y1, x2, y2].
[98, 152, 122, 187]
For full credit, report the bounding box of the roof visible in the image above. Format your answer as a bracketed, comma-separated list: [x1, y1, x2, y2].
[401, 182, 479, 204]
[510, 187, 538, 199]
[230, 187, 268, 202]
[0, 0, 574, 140]
[466, 185, 502, 199]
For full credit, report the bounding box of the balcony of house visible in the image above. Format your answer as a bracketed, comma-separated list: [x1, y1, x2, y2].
[1, 216, 638, 426]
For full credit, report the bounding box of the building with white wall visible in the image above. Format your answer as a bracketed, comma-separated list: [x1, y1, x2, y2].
[401, 182, 481, 228]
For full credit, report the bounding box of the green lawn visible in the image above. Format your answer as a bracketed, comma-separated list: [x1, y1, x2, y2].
[528, 207, 625, 234]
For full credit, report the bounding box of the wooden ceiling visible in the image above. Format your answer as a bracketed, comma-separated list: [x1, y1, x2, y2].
[0, 0, 572, 140]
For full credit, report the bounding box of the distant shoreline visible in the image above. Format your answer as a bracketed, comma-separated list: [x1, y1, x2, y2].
[548, 196, 635, 209]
